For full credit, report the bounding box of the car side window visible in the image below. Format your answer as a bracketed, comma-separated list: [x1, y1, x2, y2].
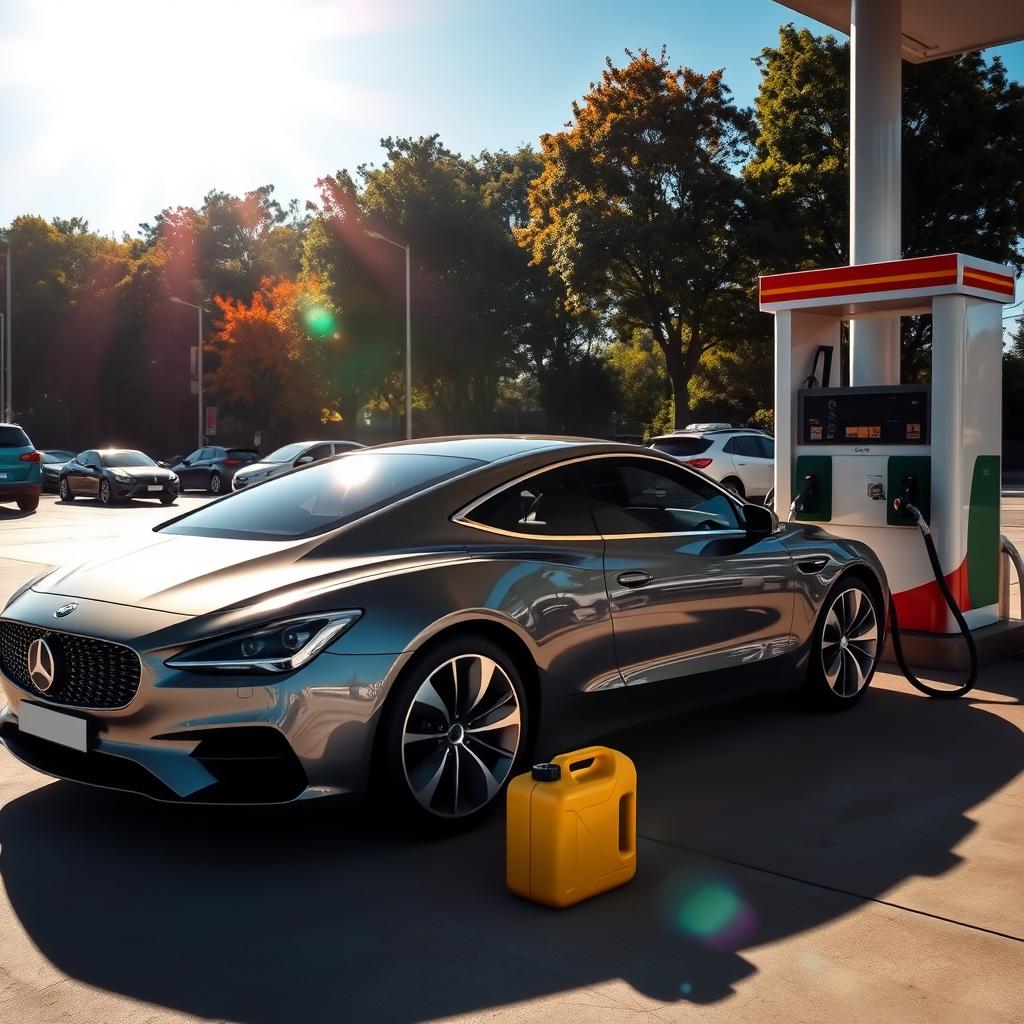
[581, 457, 741, 535]
[305, 444, 333, 463]
[465, 465, 596, 537]
[725, 435, 761, 458]
[183, 448, 202, 463]
[74, 452, 89, 466]
[86, 452, 101, 469]
[758, 436, 775, 459]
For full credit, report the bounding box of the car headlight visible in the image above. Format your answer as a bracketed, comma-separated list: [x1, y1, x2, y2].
[169, 473, 179, 483]
[113, 473, 132, 484]
[166, 611, 362, 674]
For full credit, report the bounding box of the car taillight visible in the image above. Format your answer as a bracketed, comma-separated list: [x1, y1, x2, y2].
[19, 451, 41, 463]
[223, 458, 241, 466]
[685, 457, 713, 469]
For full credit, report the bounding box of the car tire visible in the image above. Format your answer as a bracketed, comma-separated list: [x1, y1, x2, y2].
[59, 478, 74, 502]
[805, 577, 881, 710]
[722, 476, 745, 500]
[99, 479, 114, 506]
[380, 634, 531, 828]
[159, 494, 176, 506]
[208, 472, 223, 495]
[16, 495, 39, 513]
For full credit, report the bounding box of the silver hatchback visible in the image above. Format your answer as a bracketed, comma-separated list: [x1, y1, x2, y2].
[232, 440, 364, 490]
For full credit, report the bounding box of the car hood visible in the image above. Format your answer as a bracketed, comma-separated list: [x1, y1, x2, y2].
[236, 462, 282, 476]
[109, 466, 175, 479]
[32, 530, 457, 616]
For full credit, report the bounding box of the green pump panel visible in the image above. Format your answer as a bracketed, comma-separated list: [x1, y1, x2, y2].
[886, 456, 931, 526]
[793, 455, 832, 522]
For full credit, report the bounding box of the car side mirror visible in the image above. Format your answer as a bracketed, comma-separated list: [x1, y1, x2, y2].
[182, 458, 191, 466]
[295, 455, 314, 465]
[743, 502, 778, 535]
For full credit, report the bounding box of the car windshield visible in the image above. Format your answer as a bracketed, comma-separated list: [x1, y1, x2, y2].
[0, 426, 30, 448]
[101, 451, 157, 468]
[160, 451, 485, 540]
[264, 442, 309, 463]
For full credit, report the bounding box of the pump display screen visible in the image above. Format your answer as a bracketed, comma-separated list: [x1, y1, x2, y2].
[799, 386, 929, 446]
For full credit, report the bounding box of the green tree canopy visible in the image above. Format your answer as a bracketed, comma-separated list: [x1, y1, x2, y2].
[519, 49, 757, 428]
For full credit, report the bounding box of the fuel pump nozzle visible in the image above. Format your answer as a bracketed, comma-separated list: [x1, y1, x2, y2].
[788, 474, 817, 521]
[886, 472, 978, 698]
[891, 475, 929, 534]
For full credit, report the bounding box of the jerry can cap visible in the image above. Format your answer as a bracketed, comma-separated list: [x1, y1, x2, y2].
[531, 763, 561, 782]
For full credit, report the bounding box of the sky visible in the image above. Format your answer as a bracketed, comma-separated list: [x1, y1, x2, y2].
[2, 0, 1023, 239]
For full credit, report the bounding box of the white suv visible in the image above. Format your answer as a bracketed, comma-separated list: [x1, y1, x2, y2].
[648, 424, 774, 501]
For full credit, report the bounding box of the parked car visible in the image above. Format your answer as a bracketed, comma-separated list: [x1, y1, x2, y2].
[649, 425, 774, 501]
[171, 446, 260, 494]
[0, 423, 41, 513]
[0, 437, 887, 826]
[59, 449, 179, 505]
[40, 450, 77, 493]
[232, 439, 365, 490]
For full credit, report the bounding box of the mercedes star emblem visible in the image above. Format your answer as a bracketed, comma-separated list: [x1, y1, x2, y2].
[27, 638, 57, 693]
[54, 603, 77, 619]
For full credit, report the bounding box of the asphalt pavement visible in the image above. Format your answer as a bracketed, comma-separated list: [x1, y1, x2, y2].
[0, 492, 1022, 1024]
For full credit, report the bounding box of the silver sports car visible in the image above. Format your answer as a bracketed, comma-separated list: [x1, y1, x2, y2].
[0, 437, 888, 824]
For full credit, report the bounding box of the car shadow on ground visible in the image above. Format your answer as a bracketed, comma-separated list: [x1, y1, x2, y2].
[1, 681, 1022, 1023]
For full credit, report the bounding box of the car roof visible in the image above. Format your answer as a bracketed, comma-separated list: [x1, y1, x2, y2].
[365, 435, 620, 463]
[651, 428, 768, 440]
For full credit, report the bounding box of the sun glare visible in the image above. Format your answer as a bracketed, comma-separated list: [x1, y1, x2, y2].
[0, 0, 419, 229]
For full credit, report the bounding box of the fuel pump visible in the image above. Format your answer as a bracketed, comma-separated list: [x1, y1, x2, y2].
[761, 253, 1018, 698]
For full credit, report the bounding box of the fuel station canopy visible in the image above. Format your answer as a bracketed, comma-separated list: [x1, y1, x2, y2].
[780, 0, 1024, 62]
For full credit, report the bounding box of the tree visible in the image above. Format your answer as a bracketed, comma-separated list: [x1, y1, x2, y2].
[306, 137, 555, 434]
[519, 49, 756, 428]
[605, 330, 669, 435]
[205, 277, 338, 442]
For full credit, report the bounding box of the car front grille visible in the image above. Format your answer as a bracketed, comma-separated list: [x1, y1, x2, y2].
[0, 621, 142, 709]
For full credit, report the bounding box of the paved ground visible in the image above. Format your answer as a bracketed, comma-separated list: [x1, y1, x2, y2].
[0, 492, 1022, 1023]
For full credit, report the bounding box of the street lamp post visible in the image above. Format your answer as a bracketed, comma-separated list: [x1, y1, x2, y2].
[365, 230, 412, 439]
[170, 296, 204, 447]
[1, 235, 11, 423]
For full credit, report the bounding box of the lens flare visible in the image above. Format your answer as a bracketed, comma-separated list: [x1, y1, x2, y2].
[304, 307, 336, 337]
[658, 867, 757, 952]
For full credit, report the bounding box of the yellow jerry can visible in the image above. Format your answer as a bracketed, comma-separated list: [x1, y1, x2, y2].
[506, 745, 637, 908]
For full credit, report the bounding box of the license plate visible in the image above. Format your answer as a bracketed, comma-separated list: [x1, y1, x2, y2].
[19, 702, 88, 752]
[0, 472, 7, 479]
[147, 485, 162, 492]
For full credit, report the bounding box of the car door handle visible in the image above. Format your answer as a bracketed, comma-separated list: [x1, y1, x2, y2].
[796, 557, 829, 574]
[616, 570, 654, 589]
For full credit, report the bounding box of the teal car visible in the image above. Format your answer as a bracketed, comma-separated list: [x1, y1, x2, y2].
[0, 424, 41, 513]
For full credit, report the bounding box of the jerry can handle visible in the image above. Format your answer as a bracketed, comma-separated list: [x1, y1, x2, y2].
[552, 746, 614, 780]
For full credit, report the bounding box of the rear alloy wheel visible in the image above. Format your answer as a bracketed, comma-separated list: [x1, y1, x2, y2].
[59, 477, 74, 502]
[722, 476, 745, 500]
[99, 479, 113, 506]
[384, 637, 529, 825]
[208, 472, 222, 495]
[807, 579, 881, 708]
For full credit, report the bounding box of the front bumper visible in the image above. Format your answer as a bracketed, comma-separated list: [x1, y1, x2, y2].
[111, 481, 179, 500]
[0, 595, 404, 805]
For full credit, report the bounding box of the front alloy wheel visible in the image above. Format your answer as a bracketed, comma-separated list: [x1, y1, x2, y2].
[386, 638, 528, 824]
[59, 477, 74, 502]
[808, 579, 880, 707]
[99, 479, 113, 505]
